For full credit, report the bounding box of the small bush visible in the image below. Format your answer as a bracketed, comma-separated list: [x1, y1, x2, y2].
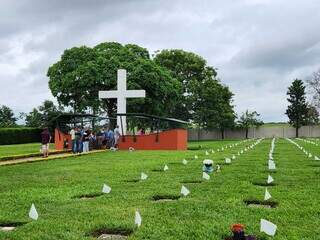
[0, 128, 42, 145]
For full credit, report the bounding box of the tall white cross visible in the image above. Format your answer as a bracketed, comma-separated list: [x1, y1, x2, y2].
[98, 69, 146, 135]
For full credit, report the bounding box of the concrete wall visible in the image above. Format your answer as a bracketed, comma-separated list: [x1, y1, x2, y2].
[188, 125, 320, 140]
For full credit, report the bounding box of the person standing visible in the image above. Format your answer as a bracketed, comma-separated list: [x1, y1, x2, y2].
[69, 127, 76, 153]
[114, 125, 121, 148]
[107, 128, 115, 148]
[82, 129, 90, 153]
[74, 127, 82, 153]
[40, 127, 51, 158]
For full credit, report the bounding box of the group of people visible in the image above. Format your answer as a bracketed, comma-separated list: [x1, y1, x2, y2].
[68, 125, 121, 154]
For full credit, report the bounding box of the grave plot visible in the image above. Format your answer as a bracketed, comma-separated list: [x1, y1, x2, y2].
[88, 227, 133, 240]
[243, 199, 279, 208]
[0, 222, 27, 232]
[152, 194, 180, 202]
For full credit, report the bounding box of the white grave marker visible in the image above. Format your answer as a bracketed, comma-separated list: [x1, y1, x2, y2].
[225, 158, 231, 164]
[268, 160, 276, 170]
[267, 175, 274, 184]
[141, 172, 148, 180]
[260, 219, 277, 236]
[99, 69, 146, 135]
[264, 188, 272, 201]
[202, 172, 210, 180]
[135, 210, 142, 227]
[29, 203, 38, 220]
[181, 185, 190, 196]
[102, 184, 111, 194]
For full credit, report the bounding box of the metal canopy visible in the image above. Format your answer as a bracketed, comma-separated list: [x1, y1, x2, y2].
[115, 113, 189, 124]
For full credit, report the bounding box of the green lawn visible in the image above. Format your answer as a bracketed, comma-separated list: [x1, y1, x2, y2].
[0, 143, 55, 158]
[0, 139, 319, 239]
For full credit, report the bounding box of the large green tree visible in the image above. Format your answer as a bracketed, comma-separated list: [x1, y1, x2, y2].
[286, 79, 308, 137]
[154, 49, 217, 121]
[154, 49, 235, 136]
[47, 42, 181, 127]
[0, 105, 17, 127]
[237, 110, 263, 139]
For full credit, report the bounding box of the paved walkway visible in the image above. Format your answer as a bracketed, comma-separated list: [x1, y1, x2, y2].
[0, 150, 105, 166]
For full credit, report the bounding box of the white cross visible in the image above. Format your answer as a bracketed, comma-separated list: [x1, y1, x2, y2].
[98, 69, 145, 135]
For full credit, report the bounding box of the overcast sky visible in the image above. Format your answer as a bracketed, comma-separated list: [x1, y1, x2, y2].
[1, 0, 320, 122]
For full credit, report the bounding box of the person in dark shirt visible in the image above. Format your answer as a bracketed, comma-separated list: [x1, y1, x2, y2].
[40, 127, 51, 158]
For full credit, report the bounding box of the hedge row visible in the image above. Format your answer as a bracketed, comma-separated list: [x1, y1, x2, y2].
[0, 128, 42, 145]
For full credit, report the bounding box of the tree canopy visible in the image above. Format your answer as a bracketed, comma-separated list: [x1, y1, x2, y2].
[47, 42, 236, 131]
[154, 49, 235, 136]
[286, 79, 308, 137]
[47, 42, 181, 128]
[238, 110, 263, 138]
[25, 100, 63, 129]
[0, 105, 17, 127]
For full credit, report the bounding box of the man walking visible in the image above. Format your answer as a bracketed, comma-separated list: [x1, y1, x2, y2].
[40, 127, 51, 158]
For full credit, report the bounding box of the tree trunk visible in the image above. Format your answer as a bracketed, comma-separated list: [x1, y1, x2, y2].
[246, 128, 249, 139]
[296, 127, 299, 138]
[221, 129, 225, 139]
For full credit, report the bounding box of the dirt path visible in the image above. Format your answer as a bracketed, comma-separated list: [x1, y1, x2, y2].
[0, 150, 105, 166]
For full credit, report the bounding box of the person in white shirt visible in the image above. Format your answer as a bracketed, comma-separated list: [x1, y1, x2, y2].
[114, 125, 121, 148]
[69, 127, 76, 153]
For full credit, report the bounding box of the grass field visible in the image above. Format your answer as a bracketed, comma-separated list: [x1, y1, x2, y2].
[0, 139, 319, 239]
[0, 143, 55, 158]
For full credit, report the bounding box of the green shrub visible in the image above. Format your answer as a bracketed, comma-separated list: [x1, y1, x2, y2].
[0, 128, 42, 145]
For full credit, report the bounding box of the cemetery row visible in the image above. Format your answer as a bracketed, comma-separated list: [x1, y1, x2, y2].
[1, 139, 319, 239]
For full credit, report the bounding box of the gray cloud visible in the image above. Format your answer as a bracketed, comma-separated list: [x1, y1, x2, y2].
[1, 0, 320, 122]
